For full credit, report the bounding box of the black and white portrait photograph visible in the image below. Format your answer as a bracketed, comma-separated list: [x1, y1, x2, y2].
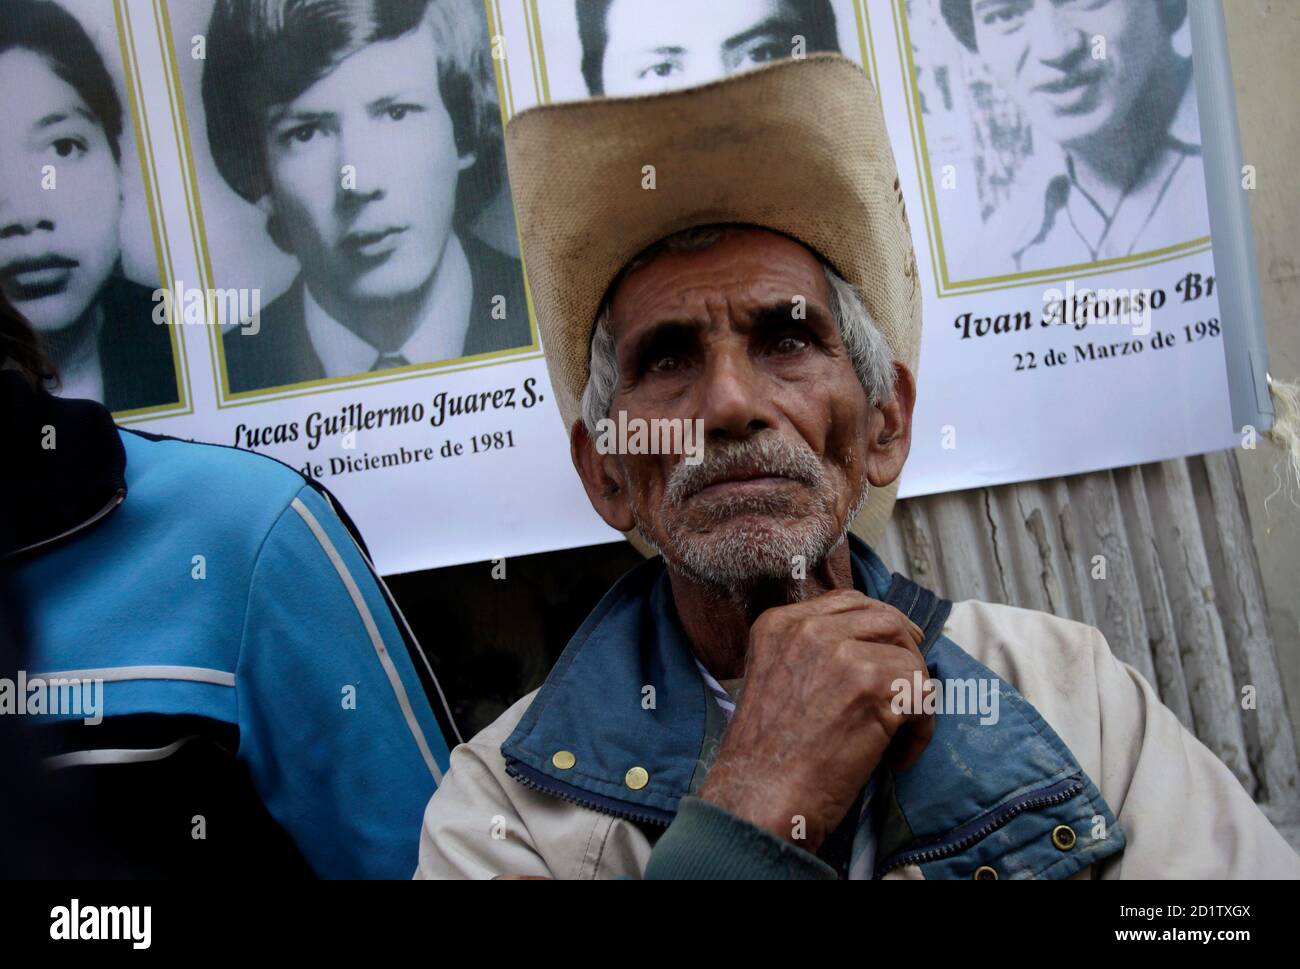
[531, 0, 860, 102]
[0, 0, 180, 415]
[169, 0, 533, 398]
[904, 0, 1210, 283]
[573, 0, 845, 97]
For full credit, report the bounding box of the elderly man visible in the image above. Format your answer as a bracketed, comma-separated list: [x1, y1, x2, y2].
[416, 55, 1299, 879]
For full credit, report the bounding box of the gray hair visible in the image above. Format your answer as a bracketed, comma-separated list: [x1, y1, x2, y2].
[581, 225, 896, 432]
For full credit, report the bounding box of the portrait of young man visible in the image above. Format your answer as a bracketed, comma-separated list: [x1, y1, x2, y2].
[0, 0, 179, 415]
[201, 0, 530, 396]
[575, 0, 842, 97]
[933, 0, 1207, 277]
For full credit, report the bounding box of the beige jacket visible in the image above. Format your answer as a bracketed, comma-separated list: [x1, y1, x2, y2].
[416, 599, 1300, 880]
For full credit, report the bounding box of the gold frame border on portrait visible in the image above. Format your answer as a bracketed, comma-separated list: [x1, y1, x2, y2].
[154, 0, 542, 411]
[889, 0, 1212, 300]
[106, 0, 194, 424]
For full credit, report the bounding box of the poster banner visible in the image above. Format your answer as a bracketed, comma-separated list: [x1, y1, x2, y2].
[3, 0, 1241, 574]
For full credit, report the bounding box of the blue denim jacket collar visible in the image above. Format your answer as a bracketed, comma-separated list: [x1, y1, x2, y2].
[502, 536, 1126, 878]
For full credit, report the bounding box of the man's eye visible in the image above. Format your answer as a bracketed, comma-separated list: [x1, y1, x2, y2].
[745, 42, 786, 64]
[288, 124, 319, 144]
[639, 61, 679, 80]
[981, 3, 1027, 28]
[50, 137, 86, 158]
[386, 104, 420, 121]
[648, 355, 681, 373]
[772, 334, 809, 354]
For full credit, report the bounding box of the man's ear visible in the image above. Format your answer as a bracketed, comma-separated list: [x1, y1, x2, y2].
[254, 193, 292, 254]
[865, 361, 916, 488]
[571, 419, 635, 532]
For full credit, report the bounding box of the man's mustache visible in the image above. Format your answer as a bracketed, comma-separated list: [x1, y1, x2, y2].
[665, 435, 824, 505]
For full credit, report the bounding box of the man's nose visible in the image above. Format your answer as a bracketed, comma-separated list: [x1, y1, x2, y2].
[0, 199, 53, 240]
[336, 124, 389, 202]
[0, 158, 53, 239]
[1026, 6, 1087, 68]
[695, 347, 780, 442]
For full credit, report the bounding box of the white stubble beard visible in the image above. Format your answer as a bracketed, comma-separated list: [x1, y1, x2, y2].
[625, 440, 870, 595]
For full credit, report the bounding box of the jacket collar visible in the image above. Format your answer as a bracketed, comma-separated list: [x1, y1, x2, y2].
[502, 535, 1126, 878]
[0, 371, 126, 558]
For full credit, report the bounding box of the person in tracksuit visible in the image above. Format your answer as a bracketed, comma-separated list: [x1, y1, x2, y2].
[1, 287, 458, 878]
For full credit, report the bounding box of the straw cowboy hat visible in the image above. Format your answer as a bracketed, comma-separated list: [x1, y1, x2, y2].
[505, 52, 922, 547]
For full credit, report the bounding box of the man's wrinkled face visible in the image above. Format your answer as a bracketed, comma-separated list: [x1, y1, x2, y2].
[972, 0, 1169, 148]
[602, 229, 877, 587]
[600, 0, 819, 96]
[261, 17, 472, 307]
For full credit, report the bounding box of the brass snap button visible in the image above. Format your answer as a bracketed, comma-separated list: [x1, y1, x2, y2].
[972, 865, 998, 880]
[551, 750, 576, 770]
[624, 766, 649, 790]
[1051, 824, 1077, 851]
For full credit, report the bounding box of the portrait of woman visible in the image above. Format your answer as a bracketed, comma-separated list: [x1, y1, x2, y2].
[0, 0, 178, 414]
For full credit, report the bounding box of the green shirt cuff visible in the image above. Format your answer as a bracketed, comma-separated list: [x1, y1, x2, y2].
[644, 796, 838, 880]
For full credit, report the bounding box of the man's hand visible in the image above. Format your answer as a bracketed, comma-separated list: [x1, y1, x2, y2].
[696, 590, 933, 853]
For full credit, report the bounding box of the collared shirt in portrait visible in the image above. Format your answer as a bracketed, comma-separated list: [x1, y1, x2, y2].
[302, 232, 473, 377]
[221, 232, 532, 394]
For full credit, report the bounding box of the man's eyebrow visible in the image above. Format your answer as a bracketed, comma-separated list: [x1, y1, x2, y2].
[722, 16, 801, 51]
[266, 105, 334, 127]
[749, 296, 833, 326]
[367, 92, 417, 113]
[34, 107, 96, 130]
[622, 318, 698, 367]
[639, 45, 686, 57]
